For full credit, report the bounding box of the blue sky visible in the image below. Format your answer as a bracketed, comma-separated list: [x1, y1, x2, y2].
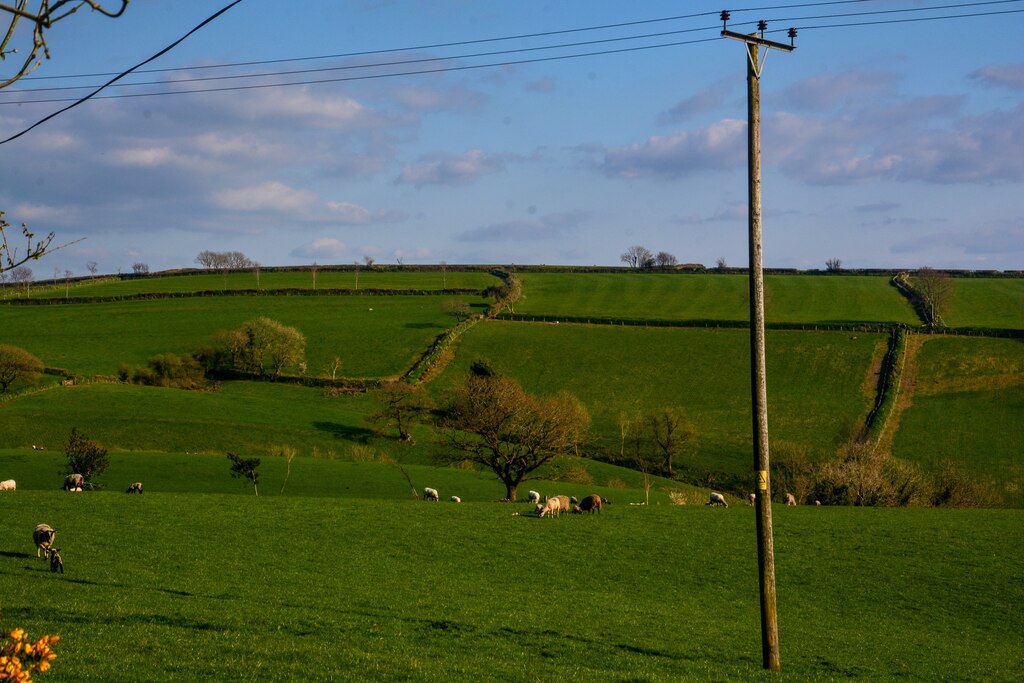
[1, 0, 1021, 277]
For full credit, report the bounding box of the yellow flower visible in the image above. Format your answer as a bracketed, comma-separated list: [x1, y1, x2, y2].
[7, 630, 24, 642]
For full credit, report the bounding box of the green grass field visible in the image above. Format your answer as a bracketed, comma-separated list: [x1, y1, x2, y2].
[13, 269, 500, 299]
[892, 335, 1024, 505]
[1, 295, 486, 378]
[0, 482, 1020, 681]
[435, 321, 883, 475]
[943, 278, 1024, 329]
[515, 273, 920, 324]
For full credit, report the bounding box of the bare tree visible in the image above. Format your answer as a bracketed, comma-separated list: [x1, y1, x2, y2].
[825, 258, 843, 272]
[646, 407, 695, 478]
[310, 261, 318, 290]
[325, 355, 342, 381]
[913, 267, 953, 326]
[10, 264, 32, 296]
[367, 382, 429, 443]
[443, 299, 471, 322]
[63, 268, 72, 297]
[439, 260, 447, 289]
[131, 262, 149, 275]
[86, 261, 98, 276]
[362, 255, 376, 268]
[716, 256, 728, 270]
[276, 445, 298, 495]
[654, 251, 678, 269]
[620, 245, 654, 269]
[1, 1, 128, 88]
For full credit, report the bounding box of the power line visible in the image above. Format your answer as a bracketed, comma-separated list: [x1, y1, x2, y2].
[2, 23, 722, 95]
[0, 0, 245, 146]
[4, 3, 1017, 106]
[14, 1, 875, 82]
[754, 0, 1023, 24]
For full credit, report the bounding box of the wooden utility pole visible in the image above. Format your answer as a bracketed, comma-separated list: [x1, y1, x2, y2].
[722, 14, 796, 673]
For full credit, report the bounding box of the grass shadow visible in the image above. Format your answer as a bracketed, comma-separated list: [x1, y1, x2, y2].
[311, 421, 376, 443]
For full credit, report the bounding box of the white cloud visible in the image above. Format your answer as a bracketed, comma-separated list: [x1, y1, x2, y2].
[455, 210, 589, 242]
[212, 181, 318, 212]
[600, 119, 746, 179]
[291, 237, 347, 259]
[397, 149, 506, 187]
[969, 63, 1024, 91]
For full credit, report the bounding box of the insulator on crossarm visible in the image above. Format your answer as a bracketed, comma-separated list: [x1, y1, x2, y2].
[788, 27, 798, 46]
[720, 10, 730, 30]
[758, 20, 767, 37]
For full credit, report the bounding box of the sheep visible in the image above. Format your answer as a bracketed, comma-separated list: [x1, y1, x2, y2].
[537, 496, 563, 518]
[569, 496, 579, 506]
[49, 548, 64, 574]
[748, 492, 756, 506]
[33, 524, 55, 559]
[553, 495, 571, 512]
[527, 490, 540, 504]
[785, 492, 797, 506]
[578, 494, 602, 514]
[0, 479, 15, 491]
[423, 487, 439, 502]
[706, 492, 729, 508]
[815, 500, 822, 506]
[63, 473, 84, 492]
[126, 482, 144, 494]
[450, 496, 461, 503]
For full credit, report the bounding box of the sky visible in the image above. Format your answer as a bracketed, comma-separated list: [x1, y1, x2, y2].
[0, 0, 1022, 278]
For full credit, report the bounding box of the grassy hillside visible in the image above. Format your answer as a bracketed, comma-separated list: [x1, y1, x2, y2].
[515, 273, 920, 324]
[2, 295, 486, 378]
[13, 269, 499, 299]
[892, 335, 1024, 505]
[435, 321, 882, 476]
[943, 278, 1024, 329]
[0, 487, 1019, 681]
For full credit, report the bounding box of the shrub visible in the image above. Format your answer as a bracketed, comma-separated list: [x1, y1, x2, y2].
[0, 344, 44, 393]
[122, 353, 206, 389]
[63, 427, 110, 488]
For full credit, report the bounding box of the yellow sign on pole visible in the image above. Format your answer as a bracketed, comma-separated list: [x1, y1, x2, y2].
[757, 469, 768, 491]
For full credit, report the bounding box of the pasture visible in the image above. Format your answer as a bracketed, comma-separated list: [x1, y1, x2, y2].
[12, 269, 500, 300]
[514, 273, 920, 325]
[0, 484, 1020, 681]
[435, 320, 884, 473]
[891, 335, 1024, 506]
[943, 278, 1024, 329]
[1, 295, 486, 379]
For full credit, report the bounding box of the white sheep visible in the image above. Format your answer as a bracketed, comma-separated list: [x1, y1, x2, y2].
[33, 524, 55, 559]
[527, 490, 540, 504]
[450, 496, 461, 503]
[63, 473, 84, 492]
[0, 479, 15, 491]
[423, 487, 439, 502]
[785, 492, 797, 506]
[126, 482, 144, 494]
[706, 492, 728, 508]
[536, 496, 563, 518]
[748, 492, 756, 506]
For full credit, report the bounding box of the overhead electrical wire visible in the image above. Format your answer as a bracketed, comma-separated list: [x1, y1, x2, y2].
[0, 0, 1019, 144]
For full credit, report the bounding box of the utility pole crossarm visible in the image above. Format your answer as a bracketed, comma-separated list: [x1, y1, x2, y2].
[721, 29, 795, 52]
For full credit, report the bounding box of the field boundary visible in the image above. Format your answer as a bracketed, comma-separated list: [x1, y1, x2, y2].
[1, 287, 484, 305]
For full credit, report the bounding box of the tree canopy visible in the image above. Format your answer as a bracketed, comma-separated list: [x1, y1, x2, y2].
[437, 374, 590, 501]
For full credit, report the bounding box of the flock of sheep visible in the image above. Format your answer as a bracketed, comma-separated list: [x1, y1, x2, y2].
[1, 474, 145, 576]
[421, 487, 609, 517]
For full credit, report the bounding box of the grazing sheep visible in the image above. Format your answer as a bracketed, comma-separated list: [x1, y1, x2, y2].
[450, 496, 461, 503]
[527, 490, 540, 504]
[49, 548, 64, 574]
[33, 524, 55, 559]
[815, 500, 821, 506]
[537, 496, 563, 518]
[63, 473, 84, 492]
[553, 495, 571, 511]
[126, 482, 144, 494]
[569, 496, 579, 506]
[0, 479, 15, 491]
[423, 487, 439, 502]
[748, 492, 756, 506]
[578, 494, 602, 514]
[706, 492, 729, 508]
[785, 492, 797, 506]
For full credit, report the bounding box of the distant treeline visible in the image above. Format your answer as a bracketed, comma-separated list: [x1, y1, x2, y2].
[1, 288, 483, 305]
